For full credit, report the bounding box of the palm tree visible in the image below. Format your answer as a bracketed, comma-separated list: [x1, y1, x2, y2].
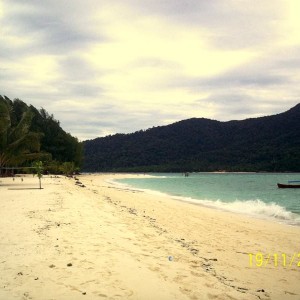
[0, 97, 43, 176]
[32, 160, 43, 189]
[61, 161, 75, 176]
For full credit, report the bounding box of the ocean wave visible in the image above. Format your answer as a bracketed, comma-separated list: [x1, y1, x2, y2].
[207, 199, 299, 223]
[112, 179, 300, 226]
[171, 197, 300, 225]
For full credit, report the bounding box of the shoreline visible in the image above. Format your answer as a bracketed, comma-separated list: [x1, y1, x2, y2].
[111, 174, 300, 227]
[82, 171, 300, 174]
[1, 173, 300, 299]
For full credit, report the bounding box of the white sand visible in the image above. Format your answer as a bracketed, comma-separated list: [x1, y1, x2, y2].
[0, 174, 299, 300]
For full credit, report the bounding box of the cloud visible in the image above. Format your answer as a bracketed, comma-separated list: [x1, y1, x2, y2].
[121, 0, 285, 49]
[1, 0, 300, 140]
[52, 102, 185, 141]
[2, 0, 107, 58]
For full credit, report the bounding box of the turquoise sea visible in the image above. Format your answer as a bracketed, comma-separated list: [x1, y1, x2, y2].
[116, 173, 300, 225]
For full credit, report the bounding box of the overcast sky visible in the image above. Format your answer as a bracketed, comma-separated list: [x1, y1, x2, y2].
[1, 0, 300, 140]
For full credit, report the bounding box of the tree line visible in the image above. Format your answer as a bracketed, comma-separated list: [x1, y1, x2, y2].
[0, 95, 83, 176]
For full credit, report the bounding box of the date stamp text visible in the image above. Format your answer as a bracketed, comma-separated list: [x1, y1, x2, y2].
[249, 253, 300, 267]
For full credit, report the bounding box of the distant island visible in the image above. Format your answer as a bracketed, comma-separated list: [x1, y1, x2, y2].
[83, 104, 300, 172]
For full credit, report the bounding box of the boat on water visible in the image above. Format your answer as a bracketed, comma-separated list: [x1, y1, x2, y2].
[277, 181, 300, 188]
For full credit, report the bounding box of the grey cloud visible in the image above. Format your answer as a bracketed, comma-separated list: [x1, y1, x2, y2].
[57, 55, 107, 84]
[201, 72, 289, 89]
[59, 83, 104, 99]
[123, 0, 283, 49]
[29, 102, 125, 140]
[160, 72, 285, 93]
[54, 56, 105, 98]
[55, 103, 186, 140]
[1, 0, 299, 140]
[2, 0, 107, 58]
[123, 0, 221, 19]
[200, 48, 300, 90]
[197, 93, 297, 121]
[163, 46, 300, 93]
[0, 67, 19, 82]
[272, 47, 300, 70]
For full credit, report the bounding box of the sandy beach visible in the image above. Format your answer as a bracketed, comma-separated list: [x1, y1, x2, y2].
[0, 173, 300, 300]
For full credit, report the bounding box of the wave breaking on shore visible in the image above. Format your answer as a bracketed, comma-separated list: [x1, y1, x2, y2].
[112, 179, 300, 226]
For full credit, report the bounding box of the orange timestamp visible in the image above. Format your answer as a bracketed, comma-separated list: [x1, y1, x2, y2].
[249, 253, 300, 267]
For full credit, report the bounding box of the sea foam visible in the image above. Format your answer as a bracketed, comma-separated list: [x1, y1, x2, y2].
[111, 179, 300, 226]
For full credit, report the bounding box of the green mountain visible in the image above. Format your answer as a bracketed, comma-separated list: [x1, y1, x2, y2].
[83, 104, 300, 172]
[0, 95, 82, 174]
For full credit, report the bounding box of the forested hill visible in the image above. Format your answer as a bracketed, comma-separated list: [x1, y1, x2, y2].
[0, 95, 82, 174]
[83, 104, 300, 172]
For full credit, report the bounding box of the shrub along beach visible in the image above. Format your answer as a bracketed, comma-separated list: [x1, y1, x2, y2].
[0, 173, 300, 300]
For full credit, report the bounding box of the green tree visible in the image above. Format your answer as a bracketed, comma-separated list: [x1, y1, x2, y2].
[30, 105, 83, 169]
[32, 160, 43, 189]
[1, 95, 83, 175]
[61, 161, 75, 176]
[0, 97, 43, 175]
